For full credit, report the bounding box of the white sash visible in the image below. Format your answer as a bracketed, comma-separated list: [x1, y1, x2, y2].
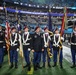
[43, 33, 51, 47]
[22, 32, 30, 45]
[10, 33, 17, 46]
[53, 34, 60, 47]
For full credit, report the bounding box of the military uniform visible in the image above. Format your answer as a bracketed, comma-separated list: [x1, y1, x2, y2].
[52, 31, 64, 68]
[0, 29, 5, 68]
[9, 27, 21, 68]
[70, 31, 76, 68]
[42, 27, 52, 67]
[32, 26, 43, 70]
[22, 27, 32, 71]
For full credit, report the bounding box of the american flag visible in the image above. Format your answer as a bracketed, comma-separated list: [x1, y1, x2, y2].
[60, 7, 67, 36]
[5, 21, 11, 50]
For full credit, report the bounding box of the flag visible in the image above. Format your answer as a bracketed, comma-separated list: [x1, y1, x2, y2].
[64, 7, 68, 29]
[48, 9, 52, 31]
[5, 21, 11, 50]
[16, 7, 18, 20]
[16, 18, 21, 32]
[60, 7, 67, 36]
[15, 7, 22, 32]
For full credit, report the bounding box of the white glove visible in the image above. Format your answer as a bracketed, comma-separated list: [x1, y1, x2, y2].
[28, 48, 31, 51]
[17, 48, 19, 51]
[61, 37, 64, 41]
[3, 46, 6, 48]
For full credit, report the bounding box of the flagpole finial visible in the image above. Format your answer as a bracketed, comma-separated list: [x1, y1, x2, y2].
[49, 5, 52, 12]
[3, 2, 6, 7]
[49, 9, 51, 12]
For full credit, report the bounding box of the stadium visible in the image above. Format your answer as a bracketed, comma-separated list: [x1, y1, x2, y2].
[0, 0, 76, 75]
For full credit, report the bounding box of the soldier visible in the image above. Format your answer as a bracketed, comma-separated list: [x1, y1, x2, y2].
[0, 26, 5, 68]
[32, 26, 44, 71]
[42, 27, 52, 68]
[22, 26, 32, 71]
[52, 28, 64, 68]
[70, 25, 76, 68]
[9, 27, 21, 69]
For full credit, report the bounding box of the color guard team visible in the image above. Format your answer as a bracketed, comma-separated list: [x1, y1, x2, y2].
[0, 25, 76, 71]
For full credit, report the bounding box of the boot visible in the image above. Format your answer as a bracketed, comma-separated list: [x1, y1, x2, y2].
[9, 63, 13, 69]
[70, 62, 75, 68]
[52, 62, 57, 67]
[48, 62, 51, 68]
[36, 63, 42, 69]
[23, 64, 28, 68]
[15, 62, 18, 69]
[0, 64, 2, 68]
[42, 63, 45, 68]
[28, 65, 31, 71]
[34, 64, 37, 71]
[60, 63, 63, 69]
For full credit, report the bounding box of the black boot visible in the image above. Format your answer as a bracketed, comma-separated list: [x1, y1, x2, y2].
[42, 63, 45, 68]
[70, 62, 75, 68]
[48, 62, 51, 68]
[23, 64, 28, 68]
[37, 63, 42, 69]
[28, 65, 31, 71]
[15, 62, 18, 69]
[52, 62, 57, 67]
[34, 64, 37, 71]
[60, 63, 63, 69]
[0, 64, 2, 68]
[9, 63, 13, 69]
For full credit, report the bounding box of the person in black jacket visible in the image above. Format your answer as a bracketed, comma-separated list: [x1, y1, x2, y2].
[70, 25, 76, 68]
[22, 26, 32, 71]
[0, 26, 6, 68]
[32, 26, 44, 71]
[9, 27, 21, 69]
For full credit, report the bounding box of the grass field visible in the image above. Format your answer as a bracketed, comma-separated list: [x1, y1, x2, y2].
[0, 55, 76, 75]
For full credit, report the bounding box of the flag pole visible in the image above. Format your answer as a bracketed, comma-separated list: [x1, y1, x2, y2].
[58, 6, 67, 65]
[15, 7, 24, 69]
[5, 22, 10, 66]
[19, 34, 24, 70]
[4, 2, 10, 65]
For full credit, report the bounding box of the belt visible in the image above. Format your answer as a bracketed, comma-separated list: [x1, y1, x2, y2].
[0, 41, 3, 43]
[23, 43, 30, 45]
[11, 43, 17, 46]
[53, 44, 59, 47]
[71, 43, 76, 45]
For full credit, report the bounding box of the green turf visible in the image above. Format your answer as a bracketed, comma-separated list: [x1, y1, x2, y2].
[0, 55, 76, 75]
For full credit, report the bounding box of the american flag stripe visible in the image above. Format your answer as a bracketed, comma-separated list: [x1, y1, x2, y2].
[5, 21, 11, 40]
[5, 21, 11, 50]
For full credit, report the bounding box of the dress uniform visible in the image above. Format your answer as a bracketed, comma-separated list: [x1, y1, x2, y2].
[22, 26, 32, 71]
[9, 27, 21, 69]
[52, 28, 64, 68]
[0, 26, 5, 68]
[32, 26, 43, 70]
[42, 27, 52, 67]
[70, 26, 76, 68]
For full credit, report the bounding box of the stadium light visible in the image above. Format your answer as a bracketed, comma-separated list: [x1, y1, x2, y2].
[37, 5, 39, 8]
[46, 6, 48, 8]
[14, 2, 19, 4]
[42, 6, 44, 7]
[25, 3, 28, 6]
[29, 4, 32, 7]
[33, 5, 36, 7]
[20, 3, 23, 5]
